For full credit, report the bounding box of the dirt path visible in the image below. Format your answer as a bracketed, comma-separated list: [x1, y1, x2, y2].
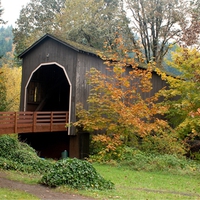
[0, 171, 94, 200]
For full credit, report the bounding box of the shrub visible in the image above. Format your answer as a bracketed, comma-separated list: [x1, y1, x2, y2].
[40, 158, 114, 190]
[88, 130, 186, 164]
[0, 157, 36, 172]
[119, 147, 200, 174]
[89, 134, 124, 163]
[0, 135, 20, 158]
[138, 130, 186, 156]
[0, 135, 53, 173]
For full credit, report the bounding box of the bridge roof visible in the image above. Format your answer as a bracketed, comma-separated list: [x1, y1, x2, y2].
[18, 33, 99, 58]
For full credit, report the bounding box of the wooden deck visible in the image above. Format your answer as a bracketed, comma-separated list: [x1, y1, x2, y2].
[0, 111, 69, 134]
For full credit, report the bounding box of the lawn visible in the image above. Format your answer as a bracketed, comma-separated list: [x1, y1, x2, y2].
[76, 163, 200, 199]
[0, 188, 39, 200]
[1, 163, 200, 200]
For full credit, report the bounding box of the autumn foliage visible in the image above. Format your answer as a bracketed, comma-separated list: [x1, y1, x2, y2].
[74, 36, 185, 159]
[156, 48, 200, 140]
[0, 55, 21, 112]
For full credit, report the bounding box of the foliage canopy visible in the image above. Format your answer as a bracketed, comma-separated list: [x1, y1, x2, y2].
[13, 0, 130, 55]
[73, 36, 185, 158]
[156, 48, 200, 139]
[125, 0, 200, 65]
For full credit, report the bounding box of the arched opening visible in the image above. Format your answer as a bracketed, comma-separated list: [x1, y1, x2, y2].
[26, 64, 70, 112]
[19, 63, 71, 159]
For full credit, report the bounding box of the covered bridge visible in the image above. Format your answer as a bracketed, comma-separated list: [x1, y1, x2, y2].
[0, 34, 166, 159]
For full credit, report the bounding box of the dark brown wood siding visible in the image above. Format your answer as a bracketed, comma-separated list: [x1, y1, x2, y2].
[75, 53, 108, 110]
[140, 71, 167, 100]
[75, 54, 167, 108]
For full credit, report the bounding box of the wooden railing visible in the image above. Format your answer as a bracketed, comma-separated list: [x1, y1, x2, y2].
[0, 111, 69, 134]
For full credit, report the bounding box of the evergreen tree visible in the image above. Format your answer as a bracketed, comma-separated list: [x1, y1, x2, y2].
[0, 26, 13, 57]
[13, 0, 66, 55]
[0, 0, 6, 25]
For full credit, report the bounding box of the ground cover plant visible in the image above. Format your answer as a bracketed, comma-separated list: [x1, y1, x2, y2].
[117, 147, 200, 174]
[0, 135, 53, 174]
[40, 158, 114, 190]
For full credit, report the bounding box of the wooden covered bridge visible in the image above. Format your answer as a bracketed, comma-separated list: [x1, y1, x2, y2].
[0, 34, 166, 159]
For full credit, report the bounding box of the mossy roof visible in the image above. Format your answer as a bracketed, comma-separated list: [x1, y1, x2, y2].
[18, 33, 99, 58]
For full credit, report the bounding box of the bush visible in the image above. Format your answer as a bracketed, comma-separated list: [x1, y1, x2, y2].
[40, 158, 114, 190]
[0, 135, 20, 158]
[89, 134, 124, 163]
[88, 131, 186, 163]
[119, 147, 200, 174]
[0, 135, 53, 173]
[138, 130, 186, 156]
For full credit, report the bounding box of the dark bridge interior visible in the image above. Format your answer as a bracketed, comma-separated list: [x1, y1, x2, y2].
[20, 64, 70, 159]
[26, 64, 70, 112]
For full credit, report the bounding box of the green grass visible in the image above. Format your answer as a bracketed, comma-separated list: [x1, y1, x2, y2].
[0, 188, 39, 200]
[1, 170, 41, 185]
[1, 164, 200, 199]
[74, 163, 200, 199]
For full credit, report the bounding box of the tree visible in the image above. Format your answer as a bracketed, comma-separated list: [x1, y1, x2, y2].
[125, 0, 199, 66]
[0, 65, 22, 111]
[0, 71, 7, 111]
[0, 47, 22, 111]
[13, 0, 131, 55]
[156, 48, 200, 140]
[0, 26, 13, 58]
[56, 0, 131, 50]
[180, 0, 200, 48]
[13, 0, 66, 55]
[0, 1, 7, 111]
[73, 36, 184, 157]
[0, 0, 6, 25]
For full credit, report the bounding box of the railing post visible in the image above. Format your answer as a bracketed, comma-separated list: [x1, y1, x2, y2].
[50, 112, 53, 132]
[33, 112, 36, 132]
[66, 112, 68, 123]
[14, 112, 17, 133]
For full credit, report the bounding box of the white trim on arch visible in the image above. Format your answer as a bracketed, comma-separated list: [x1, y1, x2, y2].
[24, 62, 72, 135]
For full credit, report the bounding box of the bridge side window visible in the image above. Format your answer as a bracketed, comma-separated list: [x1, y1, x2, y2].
[28, 82, 41, 103]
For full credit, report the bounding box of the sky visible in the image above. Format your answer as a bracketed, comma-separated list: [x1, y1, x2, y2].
[1, 0, 30, 26]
